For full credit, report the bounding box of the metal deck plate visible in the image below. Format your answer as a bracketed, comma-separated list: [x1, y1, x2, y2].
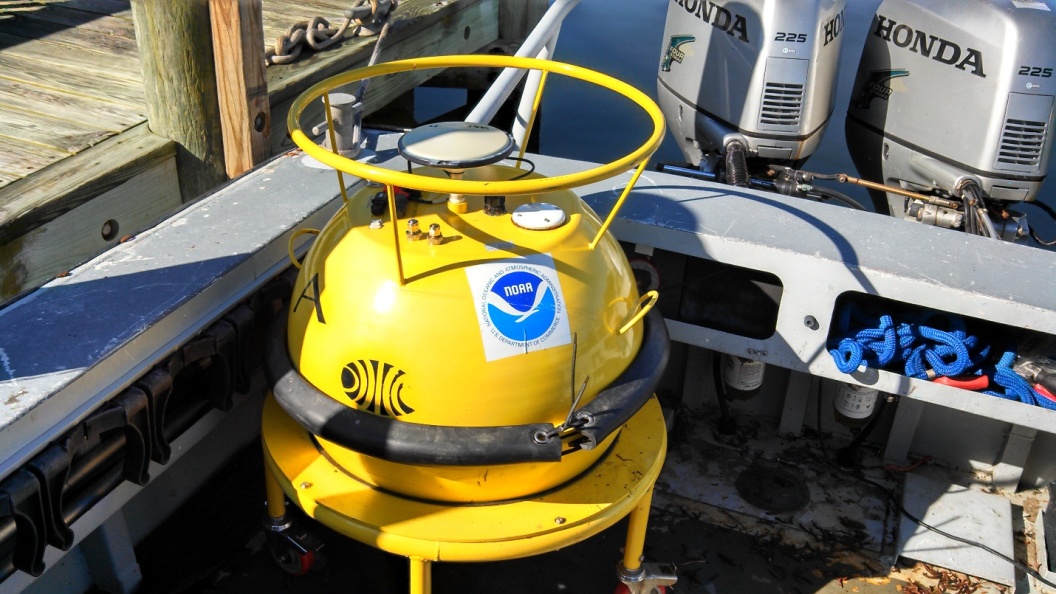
[898, 471, 1015, 587]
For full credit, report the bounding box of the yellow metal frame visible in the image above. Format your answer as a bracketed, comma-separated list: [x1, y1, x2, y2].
[263, 394, 667, 593]
[287, 55, 665, 198]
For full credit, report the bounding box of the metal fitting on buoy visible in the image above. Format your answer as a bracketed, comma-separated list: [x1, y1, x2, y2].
[406, 219, 423, 241]
[617, 562, 679, 594]
[484, 195, 506, 216]
[447, 194, 468, 214]
[427, 223, 443, 245]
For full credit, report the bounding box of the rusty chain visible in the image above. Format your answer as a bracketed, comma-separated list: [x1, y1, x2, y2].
[265, 0, 396, 66]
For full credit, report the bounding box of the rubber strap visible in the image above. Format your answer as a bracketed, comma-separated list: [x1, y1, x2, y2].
[265, 308, 669, 465]
[574, 309, 670, 450]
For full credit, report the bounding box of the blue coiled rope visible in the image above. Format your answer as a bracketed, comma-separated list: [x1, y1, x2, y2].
[829, 306, 1052, 408]
[984, 351, 1056, 410]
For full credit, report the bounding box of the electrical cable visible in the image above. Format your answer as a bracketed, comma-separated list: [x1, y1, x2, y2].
[814, 393, 1056, 589]
[1027, 200, 1056, 246]
[711, 353, 736, 434]
[504, 157, 536, 180]
[806, 186, 866, 210]
[835, 394, 889, 468]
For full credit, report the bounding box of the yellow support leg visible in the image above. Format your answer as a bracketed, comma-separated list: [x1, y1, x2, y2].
[264, 460, 287, 520]
[409, 557, 432, 594]
[621, 486, 655, 573]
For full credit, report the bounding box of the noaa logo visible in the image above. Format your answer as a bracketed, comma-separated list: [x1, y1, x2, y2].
[486, 270, 557, 342]
[466, 255, 572, 361]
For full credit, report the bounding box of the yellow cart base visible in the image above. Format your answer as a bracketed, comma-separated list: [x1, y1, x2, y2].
[261, 394, 669, 593]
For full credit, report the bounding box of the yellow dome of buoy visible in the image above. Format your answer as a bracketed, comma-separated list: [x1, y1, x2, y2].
[261, 54, 677, 593]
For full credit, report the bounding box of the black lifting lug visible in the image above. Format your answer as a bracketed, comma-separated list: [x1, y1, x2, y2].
[0, 469, 49, 576]
[250, 275, 292, 318]
[135, 368, 175, 465]
[97, 388, 153, 486]
[183, 322, 233, 412]
[223, 304, 257, 394]
[24, 434, 83, 551]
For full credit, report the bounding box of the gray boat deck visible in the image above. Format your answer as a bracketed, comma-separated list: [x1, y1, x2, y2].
[2, 131, 1054, 593]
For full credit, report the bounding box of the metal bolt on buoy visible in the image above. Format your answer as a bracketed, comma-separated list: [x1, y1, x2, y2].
[427, 223, 443, 245]
[406, 218, 423, 241]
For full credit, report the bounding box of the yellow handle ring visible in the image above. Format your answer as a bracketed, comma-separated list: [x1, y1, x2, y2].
[618, 290, 659, 335]
[287, 228, 321, 270]
[287, 55, 665, 196]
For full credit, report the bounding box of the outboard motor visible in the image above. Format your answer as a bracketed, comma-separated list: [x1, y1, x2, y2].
[656, 0, 847, 174]
[846, 0, 1056, 240]
[655, 1, 848, 409]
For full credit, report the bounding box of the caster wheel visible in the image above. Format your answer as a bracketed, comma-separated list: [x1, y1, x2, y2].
[615, 584, 667, 594]
[269, 541, 315, 576]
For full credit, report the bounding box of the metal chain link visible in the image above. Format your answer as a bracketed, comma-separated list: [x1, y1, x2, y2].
[266, 0, 396, 66]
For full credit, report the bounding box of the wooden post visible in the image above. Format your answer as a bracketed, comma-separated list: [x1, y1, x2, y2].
[209, 0, 270, 179]
[130, 0, 227, 202]
[499, 0, 548, 44]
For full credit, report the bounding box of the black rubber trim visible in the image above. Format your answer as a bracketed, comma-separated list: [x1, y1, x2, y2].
[265, 307, 669, 465]
[575, 308, 669, 450]
[265, 310, 561, 465]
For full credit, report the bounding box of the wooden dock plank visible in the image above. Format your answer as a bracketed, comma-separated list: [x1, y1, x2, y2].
[0, 122, 174, 246]
[0, 10, 137, 54]
[0, 136, 69, 184]
[0, 30, 140, 80]
[0, 158, 180, 303]
[0, 105, 114, 153]
[261, 0, 353, 22]
[0, 52, 144, 106]
[28, 0, 132, 18]
[5, 4, 136, 39]
[0, 78, 143, 133]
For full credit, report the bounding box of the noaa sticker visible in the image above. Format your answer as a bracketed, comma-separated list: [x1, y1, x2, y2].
[466, 254, 572, 361]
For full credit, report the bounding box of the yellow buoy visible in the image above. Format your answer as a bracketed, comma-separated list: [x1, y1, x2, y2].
[262, 55, 676, 594]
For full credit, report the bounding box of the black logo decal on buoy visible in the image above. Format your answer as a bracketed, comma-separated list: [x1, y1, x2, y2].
[340, 360, 414, 417]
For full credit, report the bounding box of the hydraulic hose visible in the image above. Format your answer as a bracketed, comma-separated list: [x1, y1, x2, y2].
[724, 141, 750, 187]
[656, 163, 778, 192]
[959, 182, 998, 239]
